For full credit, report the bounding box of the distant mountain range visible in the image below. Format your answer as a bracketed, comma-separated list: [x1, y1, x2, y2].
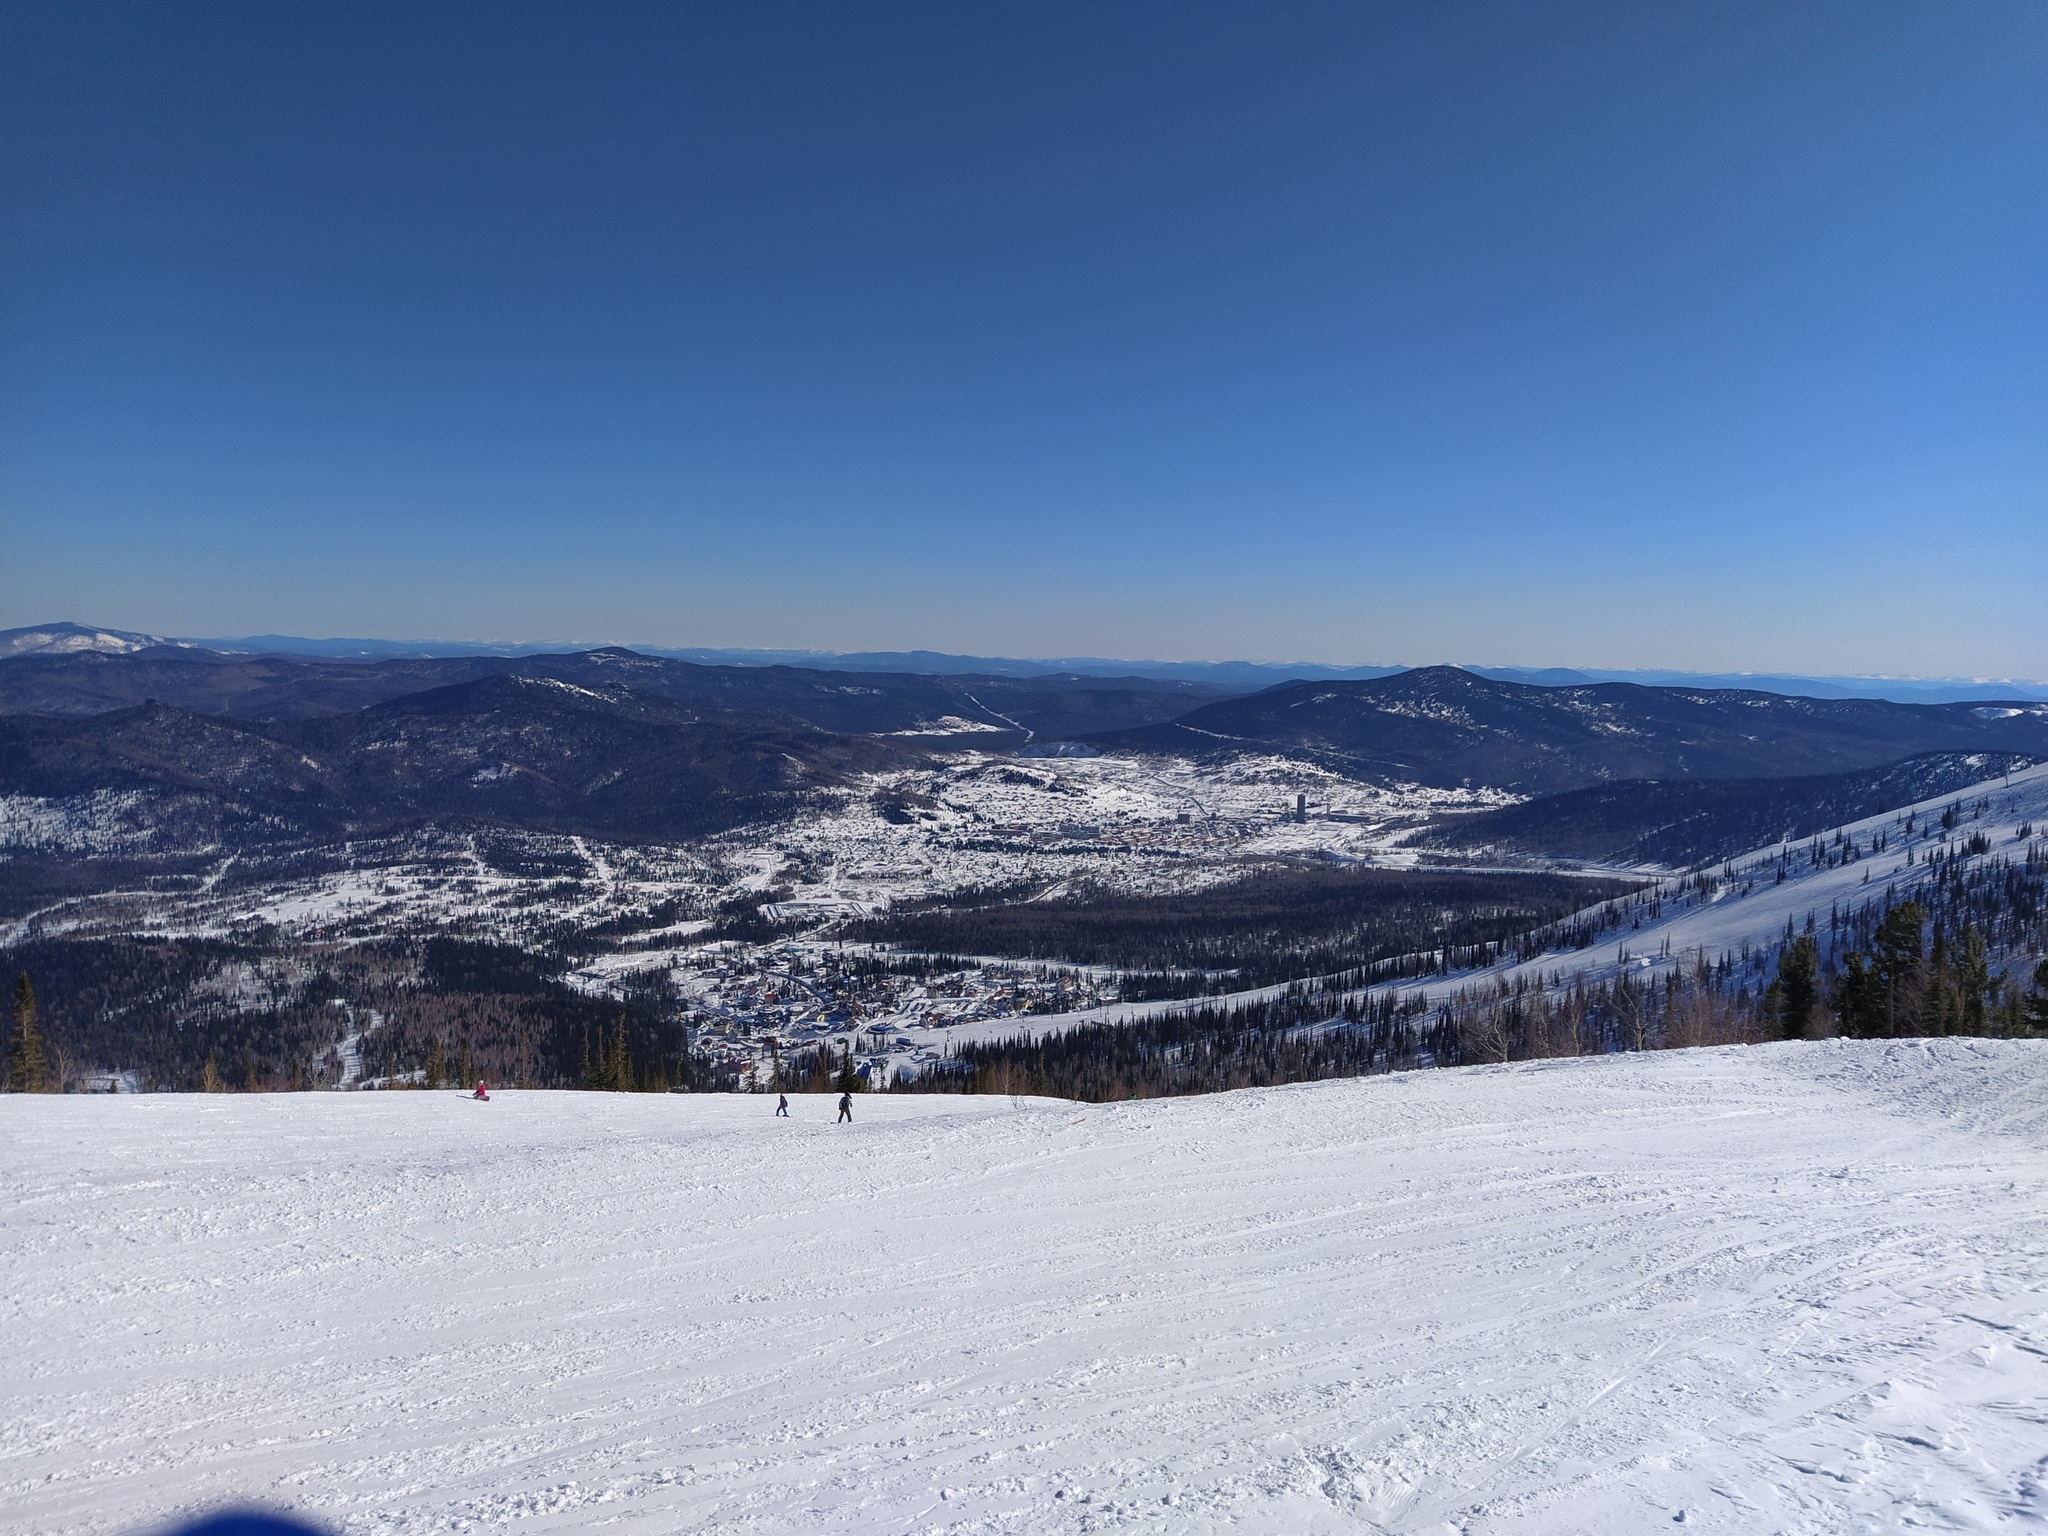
[5, 622, 2042, 704]
[0, 642, 1228, 845]
[6, 626, 2048, 854]
[1087, 667, 2048, 795]
[0, 640, 1224, 737]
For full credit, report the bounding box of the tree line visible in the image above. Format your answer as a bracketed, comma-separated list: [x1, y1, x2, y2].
[849, 867, 1642, 997]
[0, 937, 719, 1093]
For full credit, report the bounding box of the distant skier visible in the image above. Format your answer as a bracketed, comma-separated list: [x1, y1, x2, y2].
[837, 1092, 852, 1123]
[473, 1080, 489, 1101]
[776, 1093, 789, 1117]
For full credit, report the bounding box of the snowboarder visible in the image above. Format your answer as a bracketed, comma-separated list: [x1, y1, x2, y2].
[473, 1080, 489, 1101]
[837, 1092, 852, 1123]
[775, 1094, 789, 1117]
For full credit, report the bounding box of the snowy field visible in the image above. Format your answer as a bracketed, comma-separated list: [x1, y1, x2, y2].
[5, 1040, 2045, 1535]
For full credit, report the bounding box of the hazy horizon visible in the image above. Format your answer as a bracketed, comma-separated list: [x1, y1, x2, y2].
[4, 4, 2043, 676]
[11, 618, 2047, 694]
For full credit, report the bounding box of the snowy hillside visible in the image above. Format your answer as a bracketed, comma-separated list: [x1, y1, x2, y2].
[5, 1041, 2045, 1534]
[0, 623, 170, 659]
[1420, 759, 2048, 1004]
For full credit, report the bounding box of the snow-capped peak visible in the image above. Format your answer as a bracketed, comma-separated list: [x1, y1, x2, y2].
[0, 621, 178, 659]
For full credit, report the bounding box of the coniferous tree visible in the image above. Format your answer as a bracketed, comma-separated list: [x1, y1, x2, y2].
[1776, 937, 1818, 1040]
[457, 1035, 474, 1090]
[605, 1014, 630, 1091]
[424, 1036, 445, 1090]
[8, 973, 46, 1093]
[1956, 927, 1990, 1035]
[1924, 928, 1958, 1037]
[1873, 901, 1927, 1036]
[1832, 953, 1881, 1038]
[2027, 960, 2048, 1037]
[1833, 900, 1929, 1038]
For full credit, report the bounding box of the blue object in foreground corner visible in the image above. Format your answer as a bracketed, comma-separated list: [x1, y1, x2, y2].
[156, 1514, 331, 1536]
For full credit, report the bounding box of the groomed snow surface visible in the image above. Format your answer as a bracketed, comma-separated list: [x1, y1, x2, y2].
[6, 1042, 2046, 1535]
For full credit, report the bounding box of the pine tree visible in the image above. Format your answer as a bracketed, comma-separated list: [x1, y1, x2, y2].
[605, 1014, 630, 1092]
[2027, 960, 2048, 1037]
[1832, 953, 1880, 1038]
[8, 973, 46, 1093]
[424, 1036, 445, 1090]
[457, 1035, 474, 1090]
[1776, 937, 1818, 1040]
[1833, 900, 1929, 1039]
[1957, 927, 1990, 1035]
[1873, 901, 1927, 1036]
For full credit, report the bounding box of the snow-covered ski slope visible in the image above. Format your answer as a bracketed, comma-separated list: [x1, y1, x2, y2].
[1444, 758, 2048, 1001]
[5, 1040, 2045, 1534]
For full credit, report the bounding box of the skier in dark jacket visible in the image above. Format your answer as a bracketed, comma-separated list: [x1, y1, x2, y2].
[775, 1094, 789, 1117]
[837, 1092, 852, 1123]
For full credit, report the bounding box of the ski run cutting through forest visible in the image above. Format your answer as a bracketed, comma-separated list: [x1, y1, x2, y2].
[3, 1037, 2044, 1535]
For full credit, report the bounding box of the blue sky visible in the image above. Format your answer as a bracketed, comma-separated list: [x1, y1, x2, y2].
[3, 2, 2043, 675]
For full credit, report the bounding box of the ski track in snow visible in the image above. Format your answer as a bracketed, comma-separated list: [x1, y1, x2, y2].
[4, 1040, 2045, 1535]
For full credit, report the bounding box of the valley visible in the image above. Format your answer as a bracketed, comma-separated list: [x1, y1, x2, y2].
[1, 635, 2044, 1097]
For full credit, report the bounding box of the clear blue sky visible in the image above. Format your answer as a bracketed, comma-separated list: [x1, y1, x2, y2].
[3, 2, 2043, 675]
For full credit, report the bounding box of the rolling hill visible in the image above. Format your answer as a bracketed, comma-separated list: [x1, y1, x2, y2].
[1088, 666, 2048, 792]
[0, 675, 915, 843]
[0, 643, 1230, 740]
[1415, 750, 2042, 868]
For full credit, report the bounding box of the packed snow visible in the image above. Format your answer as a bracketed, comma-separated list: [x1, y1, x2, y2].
[5, 1039, 2045, 1535]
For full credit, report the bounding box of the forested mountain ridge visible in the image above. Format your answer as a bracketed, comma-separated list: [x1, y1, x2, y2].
[10, 647, 2046, 800]
[0, 675, 916, 843]
[1087, 666, 2048, 792]
[7, 649, 2048, 861]
[0, 644, 1229, 739]
[1417, 751, 2042, 868]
